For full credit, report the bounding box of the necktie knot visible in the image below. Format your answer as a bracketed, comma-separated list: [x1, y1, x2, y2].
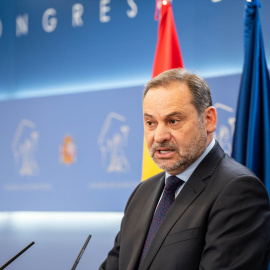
[165, 175, 183, 192]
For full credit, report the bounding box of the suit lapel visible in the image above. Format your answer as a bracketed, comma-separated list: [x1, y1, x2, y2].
[140, 142, 225, 270]
[127, 173, 166, 270]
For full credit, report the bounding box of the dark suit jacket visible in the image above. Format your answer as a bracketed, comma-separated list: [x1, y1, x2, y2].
[100, 142, 270, 270]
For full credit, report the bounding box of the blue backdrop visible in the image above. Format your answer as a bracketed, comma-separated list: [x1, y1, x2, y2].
[0, 86, 143, 211]
[0, 0, 269, 99]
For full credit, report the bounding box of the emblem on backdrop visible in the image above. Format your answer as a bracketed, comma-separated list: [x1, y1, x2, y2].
[98, 112, 130, 173]
[11, 119, 40, 176]
[59, 135, 77, 165]
[214, 103, 236, 156]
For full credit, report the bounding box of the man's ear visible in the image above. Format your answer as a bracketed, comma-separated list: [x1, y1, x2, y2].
[204, 106, 217, 134]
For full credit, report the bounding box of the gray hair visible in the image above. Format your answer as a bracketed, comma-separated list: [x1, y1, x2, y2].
[143, 68, 212, 116]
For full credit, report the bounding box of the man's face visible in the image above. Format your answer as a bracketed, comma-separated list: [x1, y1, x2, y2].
[143, 82, 208, 175]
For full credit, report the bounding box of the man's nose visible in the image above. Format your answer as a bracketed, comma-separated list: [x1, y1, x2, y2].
[154, 124, 171, 143]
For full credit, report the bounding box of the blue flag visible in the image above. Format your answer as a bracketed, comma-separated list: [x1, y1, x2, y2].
[232, 0, 270, 193]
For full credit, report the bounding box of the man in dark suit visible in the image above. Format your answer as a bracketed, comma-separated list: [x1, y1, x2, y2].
[99, 68, 270, 270]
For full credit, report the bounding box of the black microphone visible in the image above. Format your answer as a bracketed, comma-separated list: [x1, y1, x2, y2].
[0, 241, 35, 270]
[71, 234, 92, 270]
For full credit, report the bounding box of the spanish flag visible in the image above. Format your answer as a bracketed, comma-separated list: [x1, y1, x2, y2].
[142, 0, 184, 181]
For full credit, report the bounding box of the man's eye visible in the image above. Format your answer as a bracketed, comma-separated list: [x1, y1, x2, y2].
[170, 119, 177, 124]
[147, 121, 153, 126]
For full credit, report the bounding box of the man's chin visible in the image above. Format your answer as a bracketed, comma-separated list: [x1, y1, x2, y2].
[155, 161, 179, 172]
[153, 158, 188, 174]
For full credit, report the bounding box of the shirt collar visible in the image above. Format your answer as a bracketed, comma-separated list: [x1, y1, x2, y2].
[165, 138, 215, 183]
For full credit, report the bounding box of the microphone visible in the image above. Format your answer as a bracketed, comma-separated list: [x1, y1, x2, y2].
[0, 241, 35, 270]
[71, 234, 92, 270]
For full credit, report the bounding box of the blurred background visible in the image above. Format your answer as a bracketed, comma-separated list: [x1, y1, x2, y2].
[0, 0, 270, 269]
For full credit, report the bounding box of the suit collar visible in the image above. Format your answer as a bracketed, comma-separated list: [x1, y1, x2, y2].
[192, 140, 225, 183]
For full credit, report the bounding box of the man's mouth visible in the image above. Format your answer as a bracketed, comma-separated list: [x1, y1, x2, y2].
[158, 150, 173, 154]
[155, 148, 176, 158]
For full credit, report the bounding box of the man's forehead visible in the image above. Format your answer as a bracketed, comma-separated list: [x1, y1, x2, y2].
[144, 82, 192, 103]
[147, 81, 189, 95]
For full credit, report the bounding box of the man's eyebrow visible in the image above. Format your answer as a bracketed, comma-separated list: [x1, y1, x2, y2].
[166, 112, 184, 118]
[143, 112, 184, 119]
[143, 113, 153, 118]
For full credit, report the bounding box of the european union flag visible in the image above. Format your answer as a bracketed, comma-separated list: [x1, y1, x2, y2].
[232, 0, 270, 194]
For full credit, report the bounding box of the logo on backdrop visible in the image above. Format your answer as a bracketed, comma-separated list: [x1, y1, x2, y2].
[59, 135, 77, 165]
[11, 119, 40, 176]
[214, 103, 236, 156]
[98, 112, 130, 173]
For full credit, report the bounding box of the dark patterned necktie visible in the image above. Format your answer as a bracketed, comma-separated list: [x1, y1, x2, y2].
[139, 176, 184, 268]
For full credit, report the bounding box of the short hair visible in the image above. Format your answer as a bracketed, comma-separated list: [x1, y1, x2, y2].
[143, 68, 213, 116]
